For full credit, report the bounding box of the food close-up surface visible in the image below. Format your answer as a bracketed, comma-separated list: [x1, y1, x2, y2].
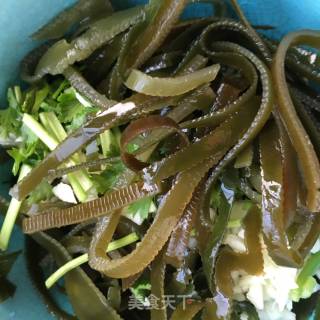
[0, 0, 320, 319]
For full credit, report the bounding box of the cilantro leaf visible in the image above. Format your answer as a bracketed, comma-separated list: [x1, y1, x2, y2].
[31, 84, 50, 114]
[55, 88, 98, 132]
[125, 197, 153, 224]
[126, 142, 140, 154]
[92, 161, 125, 194]
[61, 100, 86, 123]
[7, 143, 36, 176]
[7, 88, 19, 110]
[63, 103, 98, 133]
[0, 89, 22, 143]
[39, 99, 58, 113]
[25, 180, 53, 206]
[57, 88, 80, 120]
[0, 107, 20, 143]
[51, 79, 69, 100]
[7, 123, 47, 175]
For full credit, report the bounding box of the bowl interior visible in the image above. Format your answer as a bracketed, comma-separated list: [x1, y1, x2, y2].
[0, 0, 319, 319]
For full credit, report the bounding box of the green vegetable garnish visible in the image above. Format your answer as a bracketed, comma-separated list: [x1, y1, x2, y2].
[291, 251, 320, 301]
[0, 165, 31, 251]
[45, 232, 139, 289]
[0, 1, 320, 319]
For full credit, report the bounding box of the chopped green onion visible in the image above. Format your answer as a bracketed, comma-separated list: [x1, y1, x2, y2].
[0, 164, 32, 250]
[14, 86, 23, 105]
[39, 112, 67, 142]
[23, 113, 88, 202]
[112, 127, 122, 150]
[291, 251, 320, 301]
[23, 114, 57, 150]
[45, 232, 140, 289]
[100, 129, 113, 157]
[297, 251, 320, 287]
[31, 84, 49, 114]
[39, 112, 94, 193]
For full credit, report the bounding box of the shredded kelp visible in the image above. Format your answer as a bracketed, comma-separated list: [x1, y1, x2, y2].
[0, 0, 320, 319]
